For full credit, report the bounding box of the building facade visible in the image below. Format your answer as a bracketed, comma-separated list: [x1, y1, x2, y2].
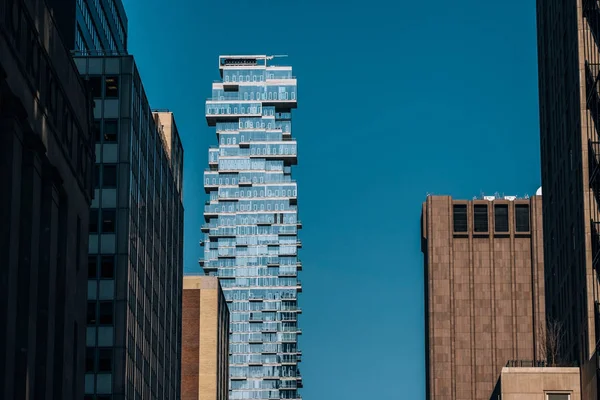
[536, 1, 600, 398]
[73, 55, 184, 400]
[45, 0, 128, 53]
[182, 276, 230, 400]
[203, 55, 302, 400]
[421, 195, 545, 400]
[0, 0, 95, 399]
[493, 364, 581, 400]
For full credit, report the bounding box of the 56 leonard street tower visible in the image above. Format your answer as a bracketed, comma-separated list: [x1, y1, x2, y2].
[203, 55, 302, 400]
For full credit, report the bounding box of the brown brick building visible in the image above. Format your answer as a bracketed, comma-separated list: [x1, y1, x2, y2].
[182, 276, 230, 400]
[0, 0, 94, 399]
[421, 195, 545, 400]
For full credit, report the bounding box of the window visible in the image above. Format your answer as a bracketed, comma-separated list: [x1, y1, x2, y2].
[98, 349, 112, 372]
[547, 395, 570, 400]
[453, 205, 467, 232]
[101, 209, 116, 233]
[515, 204, 530, 232]
[105, 76, 119, 98]
[94, 165, 101, 188]
[103, 165, 117, 187]
[473, 205, 488, 232]
[89, 209, 99, 233]
[99, 302, 113, 324]
[101, 256, 115, 278]
[104, 120, 118, 142]
[87, 301, 97, 324]
[85, 348, 95, 372]
[89, 255, 97, 278]
[494, 205, 509, 232]
[94, 120, 101, 142]
[89, 76, 102, 97]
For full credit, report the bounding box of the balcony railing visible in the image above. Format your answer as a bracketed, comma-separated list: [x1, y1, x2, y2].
[590, 141, 600, 207]
[592, 221, 600, 271]
[584, 0, 600, 49]
[586, 62, 600, 132]
[506, 360, 578, 368]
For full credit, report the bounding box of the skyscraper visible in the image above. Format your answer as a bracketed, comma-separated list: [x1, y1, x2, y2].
[0, 0, 95, 399]
[203, 55, 302, 400]
[74, 55, 184, 400]
[421, 195, 545, 400]
[46, 0, 128, 53]
[536, 1, 600, 398]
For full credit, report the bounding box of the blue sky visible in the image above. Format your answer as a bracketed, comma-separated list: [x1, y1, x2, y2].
[122, 0, 541, 398]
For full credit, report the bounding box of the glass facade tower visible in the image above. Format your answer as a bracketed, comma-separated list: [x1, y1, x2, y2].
[203, 55, 302, 400]
[75, 0, 127, 52]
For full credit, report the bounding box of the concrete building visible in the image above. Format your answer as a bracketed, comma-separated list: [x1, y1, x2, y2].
[0, 0, 95, 399]
[202, 55, 303, 400]
[45, 0, 128, 53]
[492, 363, 580, 400]
[182, 276, 230, 400]
[536, 1, 600, 399]
[73, 55, 184, 400]
[422, 194, 545, 400]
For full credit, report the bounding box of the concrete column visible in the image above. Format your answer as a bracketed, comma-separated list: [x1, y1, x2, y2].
[35, 163, 62, 399]
[0, 112, 25, 400]
[14, 132, 45, 400]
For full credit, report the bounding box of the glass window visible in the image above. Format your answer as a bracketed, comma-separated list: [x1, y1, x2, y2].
[515, 204, 530, 232]
[99, 302, 113, 324]
[94, 165, 101, 189]
[105, 76, 119, 98]
[89, 209, 99, 233]
[494, 205, 509, 232]
[101, 256, 115, 278]
[87, 301, 97, 324]
[98, 349, 112, 372]
[104, 120, 118, 142]
[473, 205, 488, 232]
[89, 76, 102, 97]
[103, 165, 117, 187]
[85, 348, 95, 372]
[94, 120, 101, 142]
[453, 205, 467, 232]
[101, 209, 116, 233]
[547, 395, 570, 400]
[88, 255, 97, 278]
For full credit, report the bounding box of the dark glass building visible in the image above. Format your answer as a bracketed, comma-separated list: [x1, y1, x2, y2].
[537, 0, 600, 398]
[0, 0, 95, 399]
[73, 55, 184, 400]
[46, 0, 128, 52]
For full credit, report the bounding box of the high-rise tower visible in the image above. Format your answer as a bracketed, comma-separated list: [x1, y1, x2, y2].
[421, 195, 546, 400]
[536, 1, 600, 398]
[74, 55, 184, 400]
[45, 0, 128, 53]
[203, 55, 302, 400]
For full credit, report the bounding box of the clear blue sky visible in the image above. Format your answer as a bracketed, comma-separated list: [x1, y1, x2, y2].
[122, 0, 541, 398]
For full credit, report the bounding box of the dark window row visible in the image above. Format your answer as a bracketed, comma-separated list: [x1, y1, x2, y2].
[88, 255, 115, 279]
[94, 118, 118, 143]
[453, 204, 530, 233]
[85, 347, 113, 373]
[87, 301, 114, 325]
[88, 76, 120, 99]
[89, 209, 117, 234]
[94, 164, 118, 188]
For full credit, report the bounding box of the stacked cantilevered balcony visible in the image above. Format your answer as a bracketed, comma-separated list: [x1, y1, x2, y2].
[202, 56, 302, 400]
